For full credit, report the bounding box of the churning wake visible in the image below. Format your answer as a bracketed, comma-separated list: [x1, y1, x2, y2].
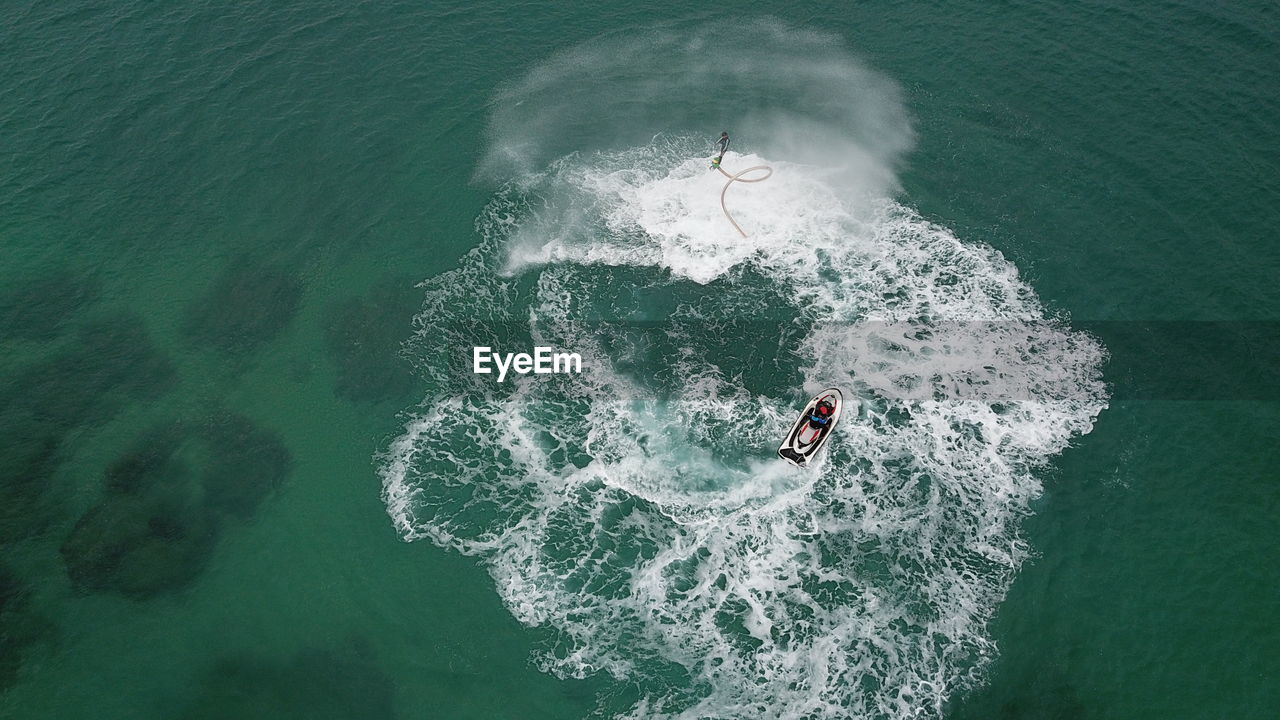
[381, 22, 1107, 720]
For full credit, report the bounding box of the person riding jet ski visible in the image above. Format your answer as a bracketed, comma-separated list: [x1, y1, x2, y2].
[808, 398, 835, 428]
[778, 388, 844, 467]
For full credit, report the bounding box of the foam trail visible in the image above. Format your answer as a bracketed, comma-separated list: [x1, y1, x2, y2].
[383, 21, 1107, 720]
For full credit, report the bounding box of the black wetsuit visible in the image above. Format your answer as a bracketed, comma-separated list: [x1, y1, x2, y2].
[715, 134, 730, 158]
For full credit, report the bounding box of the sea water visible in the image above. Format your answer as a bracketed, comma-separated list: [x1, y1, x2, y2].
[2, 2, 1278, 719]
[380, 24, 1106, 719]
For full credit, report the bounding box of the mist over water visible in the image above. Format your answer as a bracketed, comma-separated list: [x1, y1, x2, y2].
[479, 20, 912, 199]
[384, 21, 1107, 719]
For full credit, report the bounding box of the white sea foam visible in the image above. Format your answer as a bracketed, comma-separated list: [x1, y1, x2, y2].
[382, 22, 1107, 719]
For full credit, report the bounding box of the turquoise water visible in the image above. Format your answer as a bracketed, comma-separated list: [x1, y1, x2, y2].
[2, 2, 1277, 719]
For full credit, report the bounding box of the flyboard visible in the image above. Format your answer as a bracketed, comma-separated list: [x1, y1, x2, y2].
[778, 388, 843, 467]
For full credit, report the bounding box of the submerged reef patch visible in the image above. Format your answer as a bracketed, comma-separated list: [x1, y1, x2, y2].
[61, 492, 220, 599]
[5, 313, 177, 427]
[0, 564, 51, 692]
[0, 314, 176, 545]
[200, 412, 291, 520]
[181, 637, 398, 720]
[60, 414, 290, 599]
[0, 267, 102, 342]
[948, 662, 1092, 720]
[0, 416, 64, 543]
[324, 278, 422, 404]
[183, 257, 303, 354]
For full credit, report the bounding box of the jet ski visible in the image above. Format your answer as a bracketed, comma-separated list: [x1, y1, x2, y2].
[778, 388, 843, 467]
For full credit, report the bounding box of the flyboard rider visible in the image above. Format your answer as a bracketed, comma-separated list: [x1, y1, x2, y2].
[711, 131, 730, 169]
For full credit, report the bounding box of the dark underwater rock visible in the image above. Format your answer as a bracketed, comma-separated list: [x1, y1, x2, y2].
[59, 413, 290, 600]
[60, 491, 220, 600]
[324, 279, 421, 404]
[184, 258, 303, 354]
[0, 314, 174, 547]
[5, 313, 177, 427]
[182, 638, 398, 720]
[201, 412, 291, 520]
[102, 423, 192, 496]
[0, 565, 51, 692]
[0, 416, 63, 543]
[0, 267, 102, 342]
[948, 663, 1091, 720]
[0, 566, 30, 690]
[997, 681, 1088, 720]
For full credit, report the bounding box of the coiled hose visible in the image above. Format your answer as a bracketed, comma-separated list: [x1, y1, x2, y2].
[715, 163, 772, 238]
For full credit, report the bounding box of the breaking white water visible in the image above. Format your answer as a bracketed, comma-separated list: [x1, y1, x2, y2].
[381, 21, 1107, 720]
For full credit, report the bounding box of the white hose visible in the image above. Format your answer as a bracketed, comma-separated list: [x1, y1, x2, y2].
[715, 163, 772, 238]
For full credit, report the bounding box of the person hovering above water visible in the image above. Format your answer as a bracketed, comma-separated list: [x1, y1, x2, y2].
[711, 131, 730, 169]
